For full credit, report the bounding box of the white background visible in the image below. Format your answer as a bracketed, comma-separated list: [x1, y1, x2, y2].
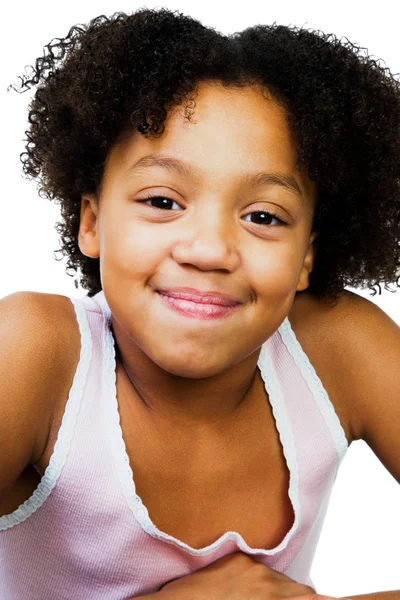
[1, 1, 399, 595]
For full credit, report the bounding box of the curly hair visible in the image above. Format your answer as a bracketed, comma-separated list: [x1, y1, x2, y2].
[8, 7, 400, 304]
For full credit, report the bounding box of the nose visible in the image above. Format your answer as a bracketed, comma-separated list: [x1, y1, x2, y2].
[170, 211, 241, 272]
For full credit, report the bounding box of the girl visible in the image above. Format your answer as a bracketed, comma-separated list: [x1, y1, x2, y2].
[1, 7, 399, 600]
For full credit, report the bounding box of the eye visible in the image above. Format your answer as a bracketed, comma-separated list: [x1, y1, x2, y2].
[242, 210, 289, 227]
[137, 194, 183, 211]
[137, 194, 289, 227]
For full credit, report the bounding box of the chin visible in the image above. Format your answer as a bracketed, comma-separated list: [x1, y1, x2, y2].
[152, 351, 231, 380]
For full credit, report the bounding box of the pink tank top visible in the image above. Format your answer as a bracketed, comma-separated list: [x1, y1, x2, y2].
[0, 290, 348, 599]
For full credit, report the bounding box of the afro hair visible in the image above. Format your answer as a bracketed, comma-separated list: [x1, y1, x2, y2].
[8, 7, 400, 304]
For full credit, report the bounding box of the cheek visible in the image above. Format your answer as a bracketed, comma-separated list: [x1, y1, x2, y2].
[103, 218, 167, 274]
[245, 242, 300, 295]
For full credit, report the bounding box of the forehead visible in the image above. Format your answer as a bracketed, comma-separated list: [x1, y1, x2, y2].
[105, 82, 316, 205]
[123, 82, 294, 156]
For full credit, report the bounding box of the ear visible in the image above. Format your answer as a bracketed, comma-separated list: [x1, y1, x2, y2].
[296, 231, 319, 292]
[78, 194, 100, 259]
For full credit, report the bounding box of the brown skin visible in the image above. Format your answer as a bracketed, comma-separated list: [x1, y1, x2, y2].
[1, 86, 398, 600]
[127, 553, 349, 599]
[78, 81, 318, 444]
[127, 551, 318, 599]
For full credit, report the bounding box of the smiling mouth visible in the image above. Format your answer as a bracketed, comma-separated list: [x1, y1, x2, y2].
[156, 291, 241, 320]
[155, 287, 242, 306]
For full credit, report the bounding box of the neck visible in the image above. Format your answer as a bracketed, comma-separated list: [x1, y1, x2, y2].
[113, 326, 262, 432]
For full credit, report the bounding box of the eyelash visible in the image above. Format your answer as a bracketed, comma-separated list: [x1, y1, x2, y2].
[137, 194, 289, 227]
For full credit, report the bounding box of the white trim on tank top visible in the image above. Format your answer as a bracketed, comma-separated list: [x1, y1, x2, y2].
[279, 318, 349, 462]
[96, 288, 348, 556]
[101, 300, 302, 557]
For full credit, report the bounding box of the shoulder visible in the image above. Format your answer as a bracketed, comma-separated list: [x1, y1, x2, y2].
[2, 290, 81, 361]
[288, 289, 378, 445]
[289, 289, 399, 446]
[0, 291, 81, 467]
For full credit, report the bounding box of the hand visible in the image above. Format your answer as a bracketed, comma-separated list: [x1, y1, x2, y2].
[156, 552, 335, 600]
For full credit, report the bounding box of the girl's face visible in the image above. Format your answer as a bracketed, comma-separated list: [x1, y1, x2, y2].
[79, 82, 318, 379]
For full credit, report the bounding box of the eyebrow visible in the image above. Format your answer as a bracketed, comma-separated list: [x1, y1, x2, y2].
[127, 153, 304, 204]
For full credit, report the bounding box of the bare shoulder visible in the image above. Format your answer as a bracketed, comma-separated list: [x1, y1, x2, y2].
[288, 289, 380, 445]
[0, 291, 80, 475]
[293, 289, 400, 486]
[27, 292, 82, 469]
[31, 292, 82, 473]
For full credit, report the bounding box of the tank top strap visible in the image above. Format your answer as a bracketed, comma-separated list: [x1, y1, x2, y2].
[258, 315, 349, 580]
[87, 289, 111, 319]
[279, 316, 348, 461]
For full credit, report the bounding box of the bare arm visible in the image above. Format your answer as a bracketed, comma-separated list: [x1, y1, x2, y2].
[344, 593, 400, 600]
[0, 291, 66, 506]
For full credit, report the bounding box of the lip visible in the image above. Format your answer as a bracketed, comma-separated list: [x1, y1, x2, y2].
[155, 287, 242, 306]
[157, 291, 241, 320]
